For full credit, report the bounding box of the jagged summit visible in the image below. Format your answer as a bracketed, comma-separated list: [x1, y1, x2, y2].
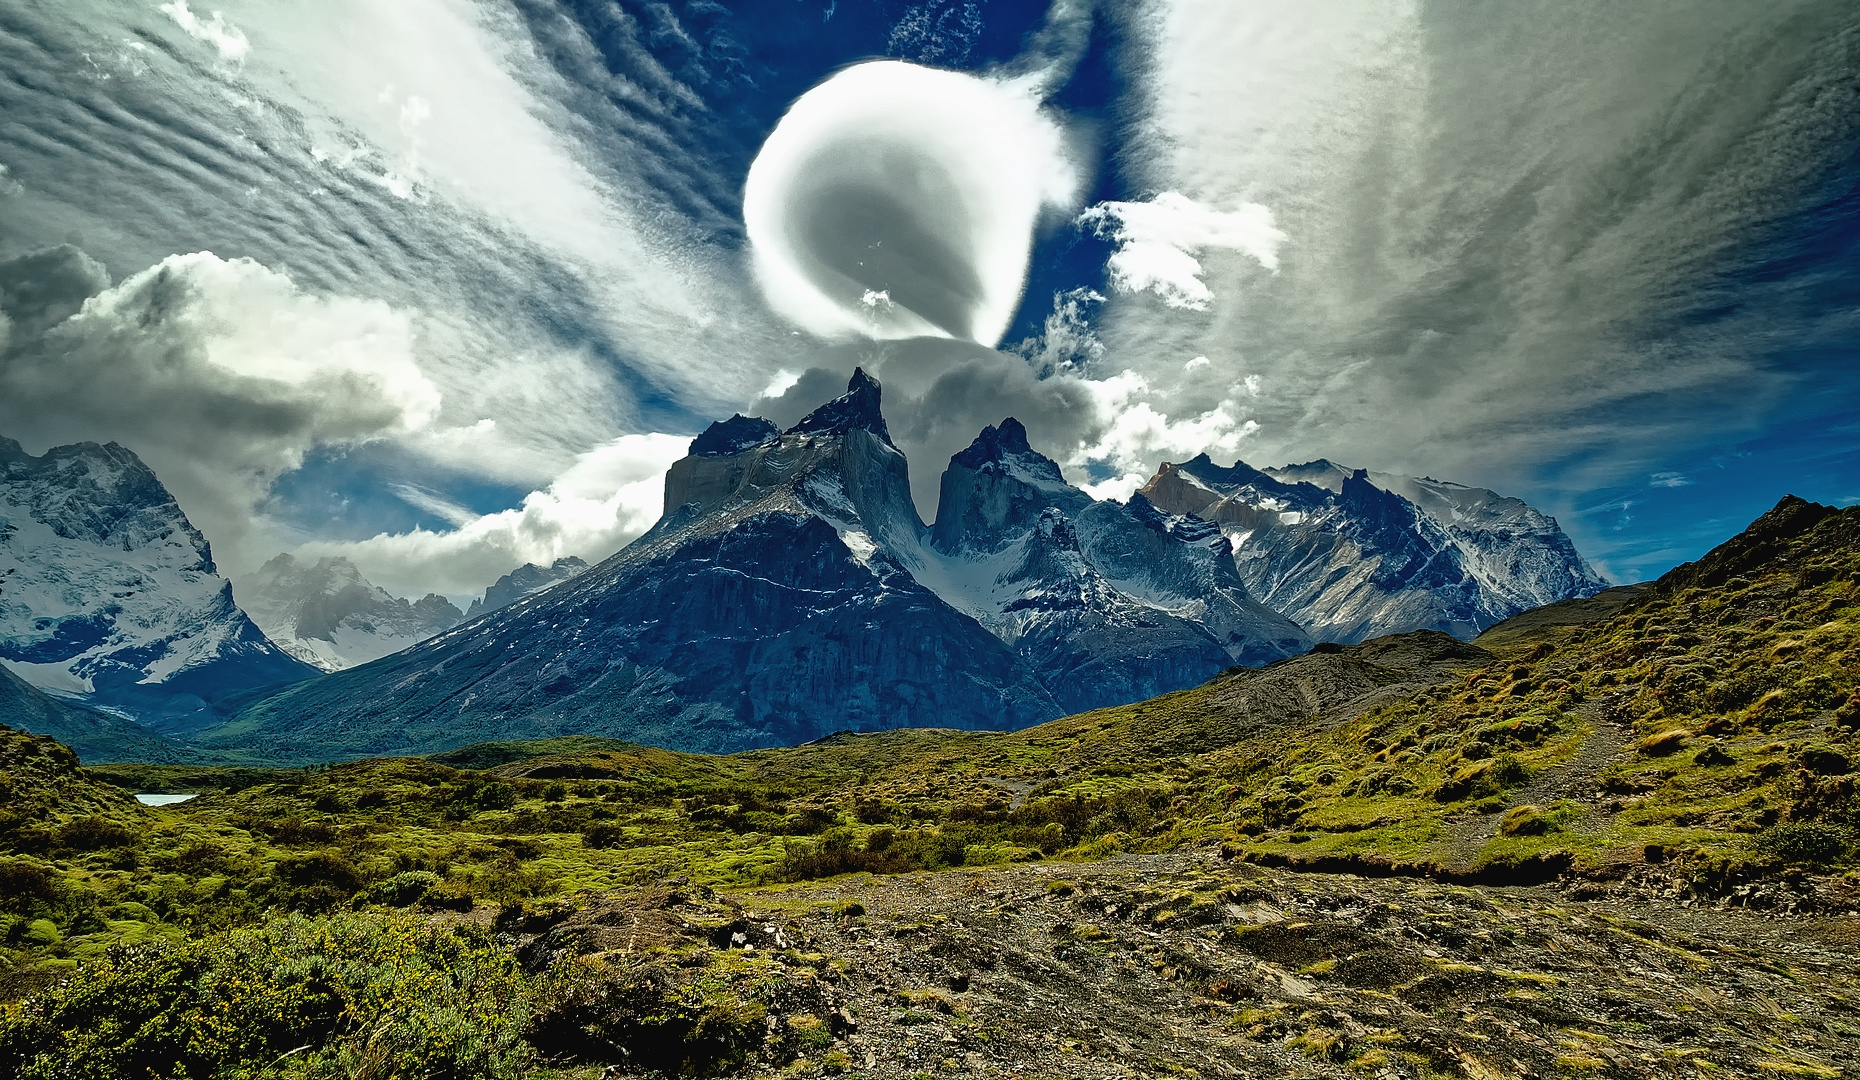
[465, 557, 589, 620]
[1174, 452, 1297, 496]
[186, 372, 1604, 761]
[784, 367, 893, 446]
[1, 436, 217, 570]
[0, 436, 314, 732]
[925, 422, 1311, 679]
[214, 374, 1055, 760]
[1141, 452, 1608, 642]
[948, 417, 1064, 485]
[689, 415, 779, 457]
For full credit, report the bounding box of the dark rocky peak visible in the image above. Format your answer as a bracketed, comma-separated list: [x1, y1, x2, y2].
[1338, 468, 1407, 524]
[689, 415, 779, 457]
[468, 557, 589, 618]
[931, 421, 1085, 555]
[1334, 471, 1469, 591]
[1034, 506, 1081, 550]
[410, 593, 466, 623]
[949, 418, 1065, 484]
[784, 368, 893, 447]
[1126, 493, 1176, 535]
[1263, 458, 1354, 492]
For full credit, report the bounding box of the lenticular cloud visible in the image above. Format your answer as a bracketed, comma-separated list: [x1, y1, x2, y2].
[744, 61, 1075, 347]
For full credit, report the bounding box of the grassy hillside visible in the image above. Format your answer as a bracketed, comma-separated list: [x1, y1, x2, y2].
[1, 496, 1855, 1077]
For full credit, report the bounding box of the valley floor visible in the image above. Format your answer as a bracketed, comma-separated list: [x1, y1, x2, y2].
[511, 850, 1859, 1080]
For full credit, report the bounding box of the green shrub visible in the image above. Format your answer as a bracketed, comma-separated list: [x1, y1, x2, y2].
[1433, 754, 1528, 803]
[0, 862, 58, 912]
[526, 958, 772, 1074]
[1753, 822, 1855, 865]
[0, 912, 535, 1080]
[581, 822, 628, 849]
[364, 870, 443, 908]
[52, 817, 138, 853]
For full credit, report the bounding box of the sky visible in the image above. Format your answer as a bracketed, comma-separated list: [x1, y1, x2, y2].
[0, 0, 1854, 601]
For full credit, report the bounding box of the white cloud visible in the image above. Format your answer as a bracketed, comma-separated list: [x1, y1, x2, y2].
[1014, 288, 1105, 375]
[1184, 355, 1211, 371]
[1650, 472, 1692, 488]
[1079, 473, 1149, 504]
[389, 483, 477, 527]
[744, 60, 1078, 346]
[301, 433, 690, 597]
[175, 0, 794, 407]
[1079, 192, 1285, 310]
[761, 369, 803, 399]
[0, 252, 450, 569]
[1100, 0, 1849, 522]
[1064, 368, 1258, 478]
[157, 1, 249, 63]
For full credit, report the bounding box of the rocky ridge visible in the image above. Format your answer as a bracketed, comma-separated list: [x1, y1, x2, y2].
[913, 418, 1309, 714]
[206, 372, 1060, 760]
[465, 557, 589, 620]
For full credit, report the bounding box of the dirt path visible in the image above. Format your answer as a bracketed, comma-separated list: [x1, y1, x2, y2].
[1443, 692, 1636, 868]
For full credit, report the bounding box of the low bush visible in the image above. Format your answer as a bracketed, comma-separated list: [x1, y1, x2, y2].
[527, 959, 771, 1074]
[0, 913, 535, 1080]
[1753, 822, 1855, 865]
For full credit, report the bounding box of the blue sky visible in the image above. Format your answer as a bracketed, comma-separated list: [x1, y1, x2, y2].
[0, 0, 1854, 596]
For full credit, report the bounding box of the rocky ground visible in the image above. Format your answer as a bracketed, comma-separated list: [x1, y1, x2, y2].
[510, 849, 1860, 1080]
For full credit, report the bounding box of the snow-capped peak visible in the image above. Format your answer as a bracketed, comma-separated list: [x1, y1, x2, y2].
[0, 437, 313, 730]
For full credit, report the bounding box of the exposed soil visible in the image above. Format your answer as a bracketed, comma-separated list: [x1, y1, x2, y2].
[515, 849, 1860, 1080]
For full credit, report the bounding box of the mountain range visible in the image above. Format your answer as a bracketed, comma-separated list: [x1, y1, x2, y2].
[233, 554, 589, 672]
[0, 373, 1606, 761]
[1140, 455, 1609, 642]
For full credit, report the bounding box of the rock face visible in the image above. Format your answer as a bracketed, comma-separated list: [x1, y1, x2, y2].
[236, 555, 465, 672]
[465, 558, 589, 620]
[918, 419, 1309, 713]
[212, 372, 1060, 761]
[1139, 455, 1609, 642]
[0, 437, 316, 731]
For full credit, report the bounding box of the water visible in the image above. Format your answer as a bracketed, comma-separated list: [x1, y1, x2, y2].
[134, 793, 197, 806]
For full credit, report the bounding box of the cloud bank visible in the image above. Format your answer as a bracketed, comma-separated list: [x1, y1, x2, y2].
[300, 433, 689, 599]
[1085, 0, 1860, 573]
[0, 249, 439, 569]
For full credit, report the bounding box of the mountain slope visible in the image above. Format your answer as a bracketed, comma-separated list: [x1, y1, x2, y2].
[203, 372, 1059, 761]
[0, 437, 316, 731]
[1141, 454, 1606, 642]
[235, 554, 464, 672]
[0, 663, 192, 763]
